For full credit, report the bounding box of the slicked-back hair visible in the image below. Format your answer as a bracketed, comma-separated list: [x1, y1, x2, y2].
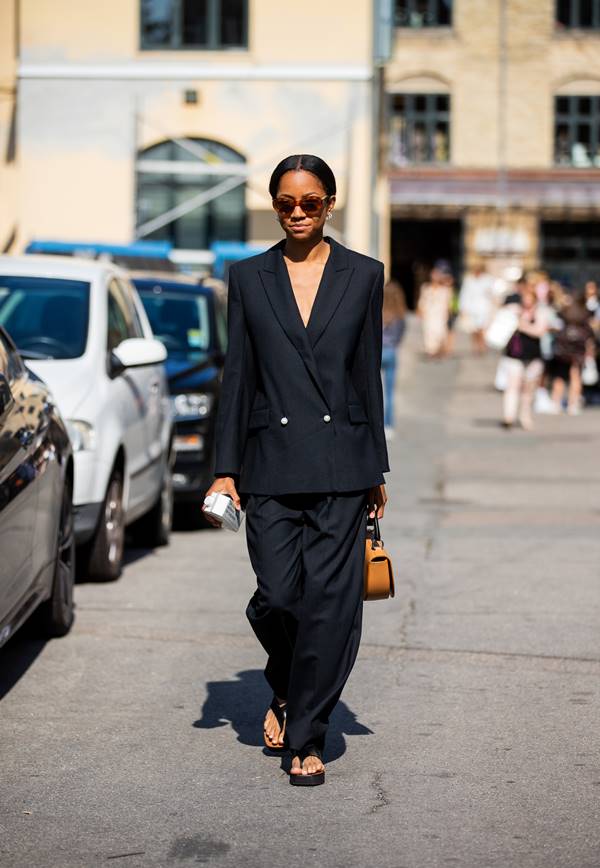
[268, 154, 337, 199]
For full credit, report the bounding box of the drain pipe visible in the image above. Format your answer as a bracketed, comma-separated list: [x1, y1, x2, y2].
[371, 0, 393, 259]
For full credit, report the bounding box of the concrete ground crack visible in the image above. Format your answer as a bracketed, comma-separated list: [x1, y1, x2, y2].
[424, 534, 434, 559]
[397, 592, 416, 649]
[369, 770, 390, 814]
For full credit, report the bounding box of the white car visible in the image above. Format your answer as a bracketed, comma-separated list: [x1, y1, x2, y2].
[0, 255, 173, 581]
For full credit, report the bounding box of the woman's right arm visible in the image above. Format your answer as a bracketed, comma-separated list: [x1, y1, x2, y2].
[203, 266, 256, 521]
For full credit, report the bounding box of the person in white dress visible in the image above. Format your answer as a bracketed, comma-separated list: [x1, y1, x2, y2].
[459, 263, 495, 354]
[417, 262, 453, 359]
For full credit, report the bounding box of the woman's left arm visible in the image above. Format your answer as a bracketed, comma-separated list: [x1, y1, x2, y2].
[362, 265, 389, 518]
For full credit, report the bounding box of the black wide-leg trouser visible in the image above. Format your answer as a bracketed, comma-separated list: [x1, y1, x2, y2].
[244, 490, 369, 754]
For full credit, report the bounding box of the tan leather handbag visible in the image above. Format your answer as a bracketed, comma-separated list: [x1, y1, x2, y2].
[364, 513, 395, 601]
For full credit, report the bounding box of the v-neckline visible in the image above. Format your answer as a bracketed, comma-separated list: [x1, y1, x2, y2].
[282, 240, 332, 330]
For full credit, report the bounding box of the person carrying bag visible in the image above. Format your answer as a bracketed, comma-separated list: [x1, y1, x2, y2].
[203, 155, 391, 787]
[501, 288, 548, 430]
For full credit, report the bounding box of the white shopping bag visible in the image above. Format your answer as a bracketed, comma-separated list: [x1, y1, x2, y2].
[485, 306, 519, 350]
[582, 356, 599, 386]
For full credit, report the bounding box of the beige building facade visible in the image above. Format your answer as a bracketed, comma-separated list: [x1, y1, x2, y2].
[2, 0, 378, 266]
[386, 0, 600, 304]
[3, 1, 600, 296]
[0, 2, 18, 254]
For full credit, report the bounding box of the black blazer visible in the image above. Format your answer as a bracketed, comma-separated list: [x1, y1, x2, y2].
[213, 236, 390, 495]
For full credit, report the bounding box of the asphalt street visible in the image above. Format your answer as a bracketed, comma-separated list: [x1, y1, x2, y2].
[2, 322, 600, 868]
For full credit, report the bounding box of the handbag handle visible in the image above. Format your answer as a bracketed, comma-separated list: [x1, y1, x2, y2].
[366, 510, 382, 542]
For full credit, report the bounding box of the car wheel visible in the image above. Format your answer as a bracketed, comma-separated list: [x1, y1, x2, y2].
[130, 460, 173, 548]
[87, 470, 125, 581]
[39, 480, 75, 637]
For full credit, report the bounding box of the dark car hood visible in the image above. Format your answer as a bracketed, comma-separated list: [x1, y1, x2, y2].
[165, 355, 219, 392]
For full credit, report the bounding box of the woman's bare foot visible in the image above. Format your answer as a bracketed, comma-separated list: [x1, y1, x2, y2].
[264, 697, 286, 747]
[290, 754, 325, 777]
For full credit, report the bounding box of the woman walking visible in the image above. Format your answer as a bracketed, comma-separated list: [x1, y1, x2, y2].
[417, 261, 453, 358]
[502, 286, 549, 430]
[458, 262, 495, 355]
[203, 154, 389, 786]
[381, 280, 407, 439]
[549, 294, 596, 415]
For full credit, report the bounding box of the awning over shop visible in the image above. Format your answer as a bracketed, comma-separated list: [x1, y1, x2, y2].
[389, 170, 600, 209]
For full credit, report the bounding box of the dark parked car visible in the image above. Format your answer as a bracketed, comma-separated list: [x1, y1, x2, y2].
[0, 327, 74, 648]
[132, 275, 226, 506]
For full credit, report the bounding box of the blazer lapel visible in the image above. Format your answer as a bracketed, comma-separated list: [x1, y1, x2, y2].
[259, 241, 329, 407]
[306, 237, 354, 349]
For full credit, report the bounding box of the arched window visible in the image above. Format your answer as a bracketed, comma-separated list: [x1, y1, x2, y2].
[136, 138, 246, 250]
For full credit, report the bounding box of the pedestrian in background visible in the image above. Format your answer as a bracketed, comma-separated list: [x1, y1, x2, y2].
[458, 262, 495, 354]
[417, 260, 453, 359]
[584, 279, 599, 317]
[534, 281, 566, 414]
[381, 279, 407, 440]
[444, 271, 460, 357]
[548, 293, 596, 415]
[502, 286, 549, 430]
[203, 154, 389, 787]
[492, 274, 526, 392]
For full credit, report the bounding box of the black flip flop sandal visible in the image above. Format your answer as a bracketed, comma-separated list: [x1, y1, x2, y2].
[289, 746, 325, 787]
[263, 696, 287, 751]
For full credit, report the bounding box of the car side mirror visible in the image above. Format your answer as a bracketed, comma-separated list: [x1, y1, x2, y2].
[0, 374, 14, 417]
[109, 338, 167, 377]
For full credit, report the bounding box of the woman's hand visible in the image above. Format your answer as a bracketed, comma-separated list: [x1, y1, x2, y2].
[202, 476, 241, 527]
[367, 483, 387, 519]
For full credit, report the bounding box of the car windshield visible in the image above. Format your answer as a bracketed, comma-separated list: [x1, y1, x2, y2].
[0, 276, 91, 359]
[137, 289, 211, 359]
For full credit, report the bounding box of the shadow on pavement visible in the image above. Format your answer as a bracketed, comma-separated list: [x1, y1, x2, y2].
[122, 545, 156, 567]
[471, 417, 504, 428]
[76, 509, 219, 583]
[0, 633, 46, 701]
[193, 668, 373, 764]
[173, 504, 218, 533]
[74, 543, 155, 583]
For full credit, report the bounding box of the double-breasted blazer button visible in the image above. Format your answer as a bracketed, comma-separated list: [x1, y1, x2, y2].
[280, 416, 288, 425]
[323, 414, 331, 423]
